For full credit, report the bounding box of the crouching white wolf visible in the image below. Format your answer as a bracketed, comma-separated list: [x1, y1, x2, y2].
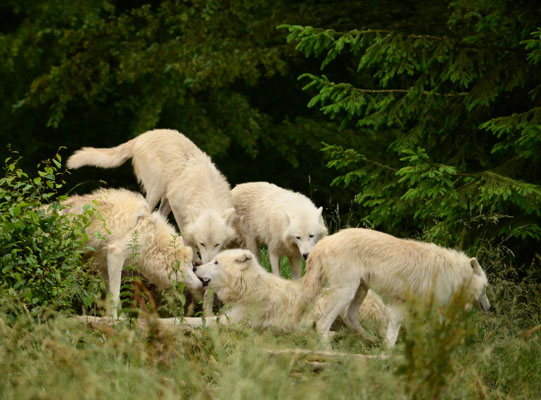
[67, 129, 236, 263]
[58, 188, 202, 318]
[231, 182, 327, 279]
[307, 228, 491, 348]
[191, 249, 389, 336]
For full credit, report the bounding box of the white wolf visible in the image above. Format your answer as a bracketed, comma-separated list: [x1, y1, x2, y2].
[57, 188, 202, 318]
[231, 182, 327, 279]
[67, 129, 236, 263]
[191, 249, 389, 336]
[307, 228, 491, 347]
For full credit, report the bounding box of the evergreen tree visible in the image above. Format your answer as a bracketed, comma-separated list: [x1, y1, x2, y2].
[281, 0, 541, 270]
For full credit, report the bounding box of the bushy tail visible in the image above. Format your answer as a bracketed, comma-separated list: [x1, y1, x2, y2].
[67, 139, 135, 169]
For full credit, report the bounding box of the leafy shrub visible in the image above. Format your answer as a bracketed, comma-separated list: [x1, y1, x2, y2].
[0, 149, 103, 318]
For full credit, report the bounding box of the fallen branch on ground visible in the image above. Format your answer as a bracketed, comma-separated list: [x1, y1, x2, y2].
[75, 315, 220, 330]
[263, 348, 389, 360]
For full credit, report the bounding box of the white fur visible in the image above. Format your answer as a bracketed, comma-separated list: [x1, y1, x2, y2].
[58, 188, 202, 318]
[231, 182, 327, 279]
[67, 129, 236, 263]
[307, 228, 491, 347]
[192, 249, 389, 337]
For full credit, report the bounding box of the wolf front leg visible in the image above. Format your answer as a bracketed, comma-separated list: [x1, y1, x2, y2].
[289, 253, 303, 280]
[158, 196, 172, 216]
[269, 250, 282, 276]
[384, 305, 403, 348]
[202, 289, 215, 317]
[106, 242, 128, 319]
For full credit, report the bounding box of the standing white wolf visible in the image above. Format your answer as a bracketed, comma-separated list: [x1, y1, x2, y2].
[57, 188, 201, 318]
[191, 249, 389, 335]
[67, 129, 236, 263]
[307, 228, 491, 347]
[231, 182, 327, 279]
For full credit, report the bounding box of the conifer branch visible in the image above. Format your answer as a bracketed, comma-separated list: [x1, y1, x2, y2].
[313, 79, 468, 98]
[352, 88, 468, 97]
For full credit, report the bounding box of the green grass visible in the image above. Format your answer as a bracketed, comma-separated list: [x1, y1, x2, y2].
[256, 247, 305, 278]
[1, 259, 540, 400]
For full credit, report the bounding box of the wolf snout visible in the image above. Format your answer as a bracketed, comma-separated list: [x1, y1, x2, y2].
[302, 253, 309, 260]
[200, 277, 210, 287]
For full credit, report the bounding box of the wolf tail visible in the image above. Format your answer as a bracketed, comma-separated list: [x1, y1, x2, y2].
[67, 138, 136, 169]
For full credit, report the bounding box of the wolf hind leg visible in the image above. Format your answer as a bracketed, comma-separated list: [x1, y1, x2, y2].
[315, 286, 358, 342]
[343, 282, 378, 344]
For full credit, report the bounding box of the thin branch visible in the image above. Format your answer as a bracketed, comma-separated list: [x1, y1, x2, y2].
[313, 79, 468, 97]
[301, 27, 521, 52]
[352, 88, 468, 97]
[263, 348, 389, 360]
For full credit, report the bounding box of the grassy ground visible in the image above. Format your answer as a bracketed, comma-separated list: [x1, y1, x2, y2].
[1, 253, 540, 399]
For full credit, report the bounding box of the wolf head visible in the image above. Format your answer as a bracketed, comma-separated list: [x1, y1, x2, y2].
[193, 249, 261, 302]
[468, 258, 490, 312]
[284, 207, 328, 260]
[184, 207, 236, 263]
[143, 212, 201, 292]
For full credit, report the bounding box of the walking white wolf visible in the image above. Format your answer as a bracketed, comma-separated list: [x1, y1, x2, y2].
[231, 182, 327, 279]
[57, 188, 201, 318]
[307, 228, 491, 347]
[67, 129, 236, 263]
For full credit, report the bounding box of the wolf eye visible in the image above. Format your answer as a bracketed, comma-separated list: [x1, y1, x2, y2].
[309, 234, 314, 238]
[199, 242, 206, 247]
[295, 236, 301, 240]
[214, 260, 218, 265]
[214, 243, 220, 248]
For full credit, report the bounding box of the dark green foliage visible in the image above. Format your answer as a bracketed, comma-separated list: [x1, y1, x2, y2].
[281, 0, 541, 270]
[0, 150, 104, 318]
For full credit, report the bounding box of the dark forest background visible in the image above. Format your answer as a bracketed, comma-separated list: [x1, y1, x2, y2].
[1, 0, 540, 278]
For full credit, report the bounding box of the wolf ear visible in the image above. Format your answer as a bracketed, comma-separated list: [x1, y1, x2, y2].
[285, 211, 291, 224]
[470, 258, 482, 275]
[222, 207, 235, 225]
[235, 251, 252, 269]
[317, 206, 327, 230]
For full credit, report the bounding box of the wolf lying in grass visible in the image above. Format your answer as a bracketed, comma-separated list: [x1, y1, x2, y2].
[57, 188, 202, 318]
[308, 228, 491, 347]
[191, 249, 390, 338]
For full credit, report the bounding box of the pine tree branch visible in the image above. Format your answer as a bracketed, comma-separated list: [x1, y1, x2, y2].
[352, 88, 468, 97]
[315, 79, 468, 97]
[298, 27, 522, 53]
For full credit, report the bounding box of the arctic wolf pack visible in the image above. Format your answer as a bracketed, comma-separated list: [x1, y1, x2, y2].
[307, 228, 490, 347]
[67, 129, 236, 263]
[57, 188, 201, 318]
[232, 182, 327, 279]
[192, 249, 390, 336]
